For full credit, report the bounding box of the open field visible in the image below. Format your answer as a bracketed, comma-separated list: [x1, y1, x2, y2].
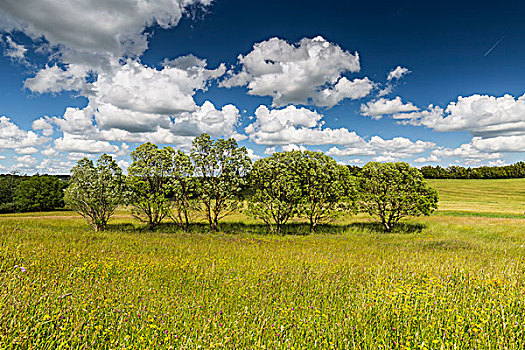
[428, 178, 525, 217]
[1, 179, 524, 349]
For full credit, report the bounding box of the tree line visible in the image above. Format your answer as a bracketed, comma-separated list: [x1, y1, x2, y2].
[419, 163, 525, 179]
[64, 133, 438, 233]
[0, 174, 66, 213]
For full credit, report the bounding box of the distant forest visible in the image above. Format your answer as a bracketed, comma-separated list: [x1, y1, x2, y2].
[419, 161, 525, 179]
[0, 174, 67, 213]
[348, 162, 525, 179]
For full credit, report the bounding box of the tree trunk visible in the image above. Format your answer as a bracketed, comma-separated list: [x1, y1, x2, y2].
[309, 217, 316, 233]
[184, 209, 190, 229]
[148, 218, 157, 230]
[382, 219, 391, 232]
[209, 217, 218, 231]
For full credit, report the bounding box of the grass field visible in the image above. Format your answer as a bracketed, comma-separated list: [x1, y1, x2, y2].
[0, 179, 524, 349]
[428, 178, 525, 217]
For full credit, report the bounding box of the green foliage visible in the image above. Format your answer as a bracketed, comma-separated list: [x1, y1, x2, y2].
[357, 162, 438, 231]
[64, 154, 124, 231]
[0, 174, 65, 213]
[0, 174, 25, 213]
[247, 151, 304, 234]
[420, 161, 525, 179]
[14, 175, 66, 212]
[191, 133, 251, 231]
[126, 143, 175, 229]
[167, 150, 198, 230]
[248, 151, 357, 233]
[296, 151, 357, 232]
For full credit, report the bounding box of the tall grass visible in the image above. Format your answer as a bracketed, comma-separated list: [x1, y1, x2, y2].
[1, 213, 524, 349]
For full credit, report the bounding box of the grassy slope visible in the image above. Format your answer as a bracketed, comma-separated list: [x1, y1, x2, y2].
[428, 178, 525, 216]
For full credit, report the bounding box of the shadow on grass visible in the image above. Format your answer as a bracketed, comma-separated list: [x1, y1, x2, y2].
[106, 220, 426, 235]
[418, 239, 474, 251]
[348, 222, 426, 234]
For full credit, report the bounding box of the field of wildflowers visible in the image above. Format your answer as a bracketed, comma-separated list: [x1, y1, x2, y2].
[1, 179, 524, 349]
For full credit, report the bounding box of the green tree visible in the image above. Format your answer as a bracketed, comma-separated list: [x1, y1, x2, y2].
[297, 151, 357, 232]
[14, 175, 66, 212]
[167, 150, 197, 230]
[126, 143, 174, 229]
[191, 133, 251, 231]
[356, 162, 438, 232]
[0, 173, 24, 213]
[247, 151, 303, 235]
[64, 154, 124, 231]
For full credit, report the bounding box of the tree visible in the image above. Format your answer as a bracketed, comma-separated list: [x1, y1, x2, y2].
[126, 143, 174, 229]
[167, 150, 197, 230]
[14, 175, 66, 212]
[191, 133, 251, 231]
[247, 151, 304, 235]
[296, 151, 357, 232]
[0, 173, 24, 213]
[356, 162, 438, 231]
[64, 154, 124, 231]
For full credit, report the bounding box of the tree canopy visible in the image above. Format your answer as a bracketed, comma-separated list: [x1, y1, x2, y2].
[356, 162, 438, 231]
[125, 143, 175, 229]
[247, 151, 304, 234]
[64, 154, 124, 231]
[296, 151, 356, 232]
[15, 175, 66, 212]
[191, 133, 251, 231]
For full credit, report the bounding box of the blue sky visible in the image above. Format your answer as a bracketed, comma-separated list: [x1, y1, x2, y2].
[0, 0, 524, 173]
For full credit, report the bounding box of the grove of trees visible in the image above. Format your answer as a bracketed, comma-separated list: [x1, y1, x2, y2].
[5, 133, 525, 233]
[247, 151, 355, 234]
[60, 133, 439, 233]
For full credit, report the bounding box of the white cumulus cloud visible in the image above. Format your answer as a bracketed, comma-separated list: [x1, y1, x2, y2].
[0, 116, 48, 149]
[327, 136, 435, 159]
[222, 36, 368, 107]
[54, 133, 120, 154]
[245, 105, 362, 146]
[360, 97, 418, 119]
[24, 64, 90, 94]
[0, 0, 212, 59]
[430, 144, 502, 165]
[1, 35, 26, 60]
[387, 66, 411, 81]
[393, 93, 525, 153]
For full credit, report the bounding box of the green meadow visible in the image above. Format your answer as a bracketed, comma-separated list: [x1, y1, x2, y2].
[1, 179, 524, 349]
[428, 178, 525, 217]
